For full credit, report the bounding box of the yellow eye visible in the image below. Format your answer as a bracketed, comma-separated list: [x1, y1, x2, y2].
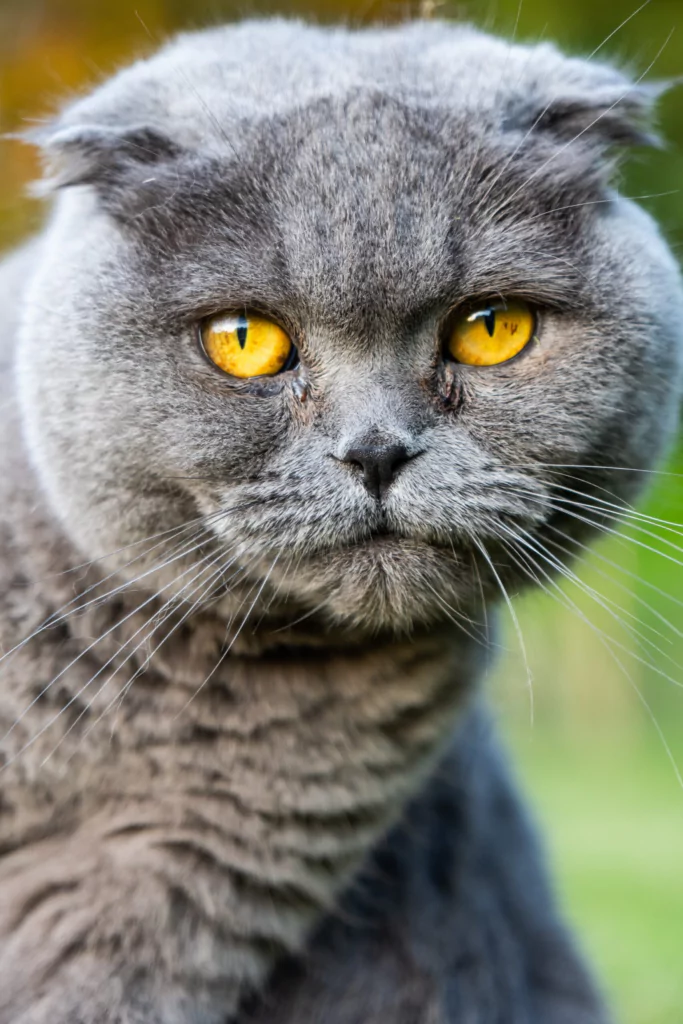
[447, 300, 535, 366]
[201, 313, 295, 378]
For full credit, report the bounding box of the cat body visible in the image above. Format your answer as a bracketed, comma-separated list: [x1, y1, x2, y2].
[0, 19, 681, 1023]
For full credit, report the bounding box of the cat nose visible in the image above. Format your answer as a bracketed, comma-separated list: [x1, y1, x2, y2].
[341, 441, 412, 500]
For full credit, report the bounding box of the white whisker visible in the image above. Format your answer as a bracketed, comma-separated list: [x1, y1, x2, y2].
[57, 552, 242, 764]
[0, 534, 248, 764]
[173, 552, 281, 720]
[474, 536, 534, 722]
[500, 530, 683, 791]
[501, 523, 683, 678]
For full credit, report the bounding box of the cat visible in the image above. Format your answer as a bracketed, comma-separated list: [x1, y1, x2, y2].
[0, 17, 681, 1024]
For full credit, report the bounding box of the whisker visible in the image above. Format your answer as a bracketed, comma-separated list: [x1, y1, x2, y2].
[510, 461, 683, 479]
[539, 532, 673, 651]
[524, 190, 678, 223]
[0, 532, 223, 752]
[499, 531, 683, 792]
[134, 10, 254, 169]
[522, 249, 594, 286]
[502, 523, 683, 691]
[469, 544, 491, 644]
[55, 551, 246, 765]
[113, 549, 265, 706]
[0, 548, 232, 772]
[586, 0, 652, 59]
[484, 28, 675, 222]
[502, 523, 682, 674]
[34, 512, 209, 582]
[504, 487, 683, 569]
[0, 521, 208, 670]
[420, 574, 490, 647]
[40, 552, 230, 767]
[545, 523, 683, 634]
[544, 481, 683, 539]
[173, 552, 281, 720]
[0, 498, 270, 678]
[473, 537, 534, 721]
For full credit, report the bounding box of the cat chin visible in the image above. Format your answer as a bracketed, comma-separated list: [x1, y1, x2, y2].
[269, 536, 476, 635]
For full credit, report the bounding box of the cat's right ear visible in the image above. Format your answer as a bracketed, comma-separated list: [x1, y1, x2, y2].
[23, 122, 183, 198]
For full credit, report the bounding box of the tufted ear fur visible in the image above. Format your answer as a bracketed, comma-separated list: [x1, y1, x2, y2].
[506, 71, 666, 151]
[535, 85, 663, 148]
[27, 123, 183, 197]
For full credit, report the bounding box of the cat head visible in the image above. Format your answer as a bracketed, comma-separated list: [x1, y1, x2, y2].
[16, 20, 683, 635]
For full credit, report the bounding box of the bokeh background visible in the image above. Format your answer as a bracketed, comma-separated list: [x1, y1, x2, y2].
[1, 0, 682, 1021]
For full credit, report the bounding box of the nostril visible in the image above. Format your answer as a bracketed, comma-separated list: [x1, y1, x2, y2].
[341, 442, 412, 500]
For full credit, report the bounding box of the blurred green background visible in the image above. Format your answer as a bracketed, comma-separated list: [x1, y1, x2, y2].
[1, 0, 681, 1021]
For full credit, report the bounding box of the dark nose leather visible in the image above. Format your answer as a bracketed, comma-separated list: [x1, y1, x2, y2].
[342, 442, 411, 500]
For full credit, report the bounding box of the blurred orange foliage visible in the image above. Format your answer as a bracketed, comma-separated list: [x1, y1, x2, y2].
[0, 0, 169, 246]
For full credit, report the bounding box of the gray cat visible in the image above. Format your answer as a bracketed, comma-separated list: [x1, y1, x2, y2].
[0, 18, 681, 1024]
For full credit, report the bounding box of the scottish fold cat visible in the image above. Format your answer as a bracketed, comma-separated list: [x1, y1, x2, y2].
[0, 18, 681, 1024]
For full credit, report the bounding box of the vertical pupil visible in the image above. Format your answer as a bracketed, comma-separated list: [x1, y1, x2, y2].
[484, 309, 496, 338]
[236, 316, 248, 349]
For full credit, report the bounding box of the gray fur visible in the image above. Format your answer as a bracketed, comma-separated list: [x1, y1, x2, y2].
[0, 18, 681, 1023]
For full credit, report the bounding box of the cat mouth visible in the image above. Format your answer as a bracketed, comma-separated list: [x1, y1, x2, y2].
[352, 514, 457, 550]
[340, 528, 447, 554]
[354, 533, 403, 548]
[365, 523, 395, 541]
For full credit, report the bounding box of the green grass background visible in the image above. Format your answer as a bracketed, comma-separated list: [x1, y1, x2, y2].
[504, 726, 683, 1024]
[1, 0, 682, 1020]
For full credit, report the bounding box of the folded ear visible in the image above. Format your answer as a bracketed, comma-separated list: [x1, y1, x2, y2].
[505, 59, 666, 151]
[26, 122, 183, 197]
[532, 82, 664, 148]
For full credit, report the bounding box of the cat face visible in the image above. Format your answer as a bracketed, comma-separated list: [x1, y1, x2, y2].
[16, 21, 683, 634]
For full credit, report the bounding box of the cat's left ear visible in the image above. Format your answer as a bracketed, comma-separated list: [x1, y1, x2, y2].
[510, 67, 668, 150]
[25, 122, 183, 197]
[535, 84, 663, 148]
